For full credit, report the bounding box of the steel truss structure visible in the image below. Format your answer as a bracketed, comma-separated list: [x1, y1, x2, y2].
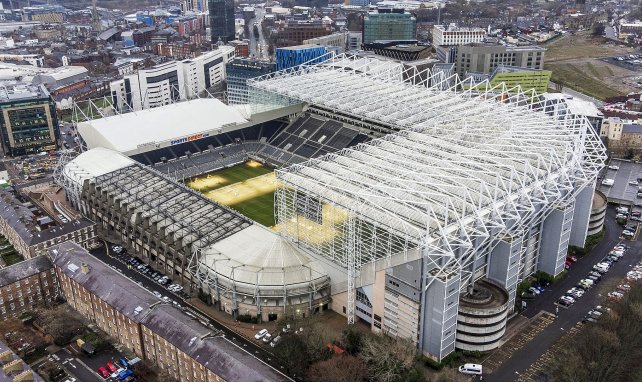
[249, 53, 607, 325]
[71, 85, 230, 126]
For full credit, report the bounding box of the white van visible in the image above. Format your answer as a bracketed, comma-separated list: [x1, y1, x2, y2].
[617, 206, 630, 214]
[458, 364, 483, 375]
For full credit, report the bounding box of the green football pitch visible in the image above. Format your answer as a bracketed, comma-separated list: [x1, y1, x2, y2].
[186, 161, 277, 227]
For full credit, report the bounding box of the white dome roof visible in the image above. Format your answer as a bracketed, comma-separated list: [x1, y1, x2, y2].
[63, 147, 135, 186]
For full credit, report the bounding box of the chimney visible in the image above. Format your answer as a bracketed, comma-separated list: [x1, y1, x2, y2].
[80, 263, 90, 274]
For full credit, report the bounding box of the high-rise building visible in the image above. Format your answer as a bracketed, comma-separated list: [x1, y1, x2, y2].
[225, 58, 275, 104]
[208, 0, 235, 44]
[110, 46, 235, 111]
[362, 9, 416, 44]
[455, 43, 545, 77]
[0, 84, 59, 156]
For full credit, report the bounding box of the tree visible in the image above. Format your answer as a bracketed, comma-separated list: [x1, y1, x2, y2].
[306, 355, 368, 382]
[360, 335, 417, 382]
[275, 334, 311, 377]
[592, 24, 606, 37]
[342, 326, 363, 355]
[36, 304, 85, 345]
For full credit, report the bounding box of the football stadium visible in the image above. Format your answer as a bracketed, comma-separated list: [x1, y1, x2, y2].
[59, 53, 606, 361]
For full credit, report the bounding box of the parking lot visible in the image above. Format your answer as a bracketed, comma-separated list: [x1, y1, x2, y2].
[489, 206, 642, 381]
[89, 242, 293, 379]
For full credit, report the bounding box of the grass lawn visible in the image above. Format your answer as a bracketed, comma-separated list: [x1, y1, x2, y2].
[186, 161, 273, 193]
[230, 191, 276, 227]
[544, 31, 635, 62]
[186, 161, 277, 227]
[546, 62, 625, 100]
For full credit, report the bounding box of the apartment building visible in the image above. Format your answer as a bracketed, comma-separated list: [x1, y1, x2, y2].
[0, 190, 98, 259]
[0, 256, 58, 320]
[110, 46, 235, 111]
[49, 242, 288, 382]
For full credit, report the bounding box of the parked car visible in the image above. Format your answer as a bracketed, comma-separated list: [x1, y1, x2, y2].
[617, 284, 631, 292]
[152, 291, 162, 298]
[528, 287, 541, 295]
[623, 230, 635, 238]
[270, 335, 282, 347]
[118, 358, 129, 368]
[608, 291, 624, 301]
[625, 224, 637, 232]
[254, 329, 268, 340]
[560, 295, 575, 304]
[106, 362, 117, 373]
[566, 255, 578, 263]
[98, 366, 110, 378]
[608, 165, 620, 170]
[262, 333, 273, 343]
[632, 210, 642, 217]
[557, 298, 572, 307]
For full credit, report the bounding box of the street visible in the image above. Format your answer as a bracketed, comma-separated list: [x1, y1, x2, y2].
[247, 7, 268, 59]
[488, 207, 640, 381]
[32, 347, 103, 382]
[89, 243, 294, 380]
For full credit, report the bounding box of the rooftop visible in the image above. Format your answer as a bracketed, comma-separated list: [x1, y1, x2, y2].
[0, 83, 49, 102]
[49, 242, 289, 382]
[0, 339, 45, 382]
[77, 99, 248, 154]
[598, 159, 642, 205]
[49, 241, 160, 322]
[0, 255, 53, 287]
[623, 123, 642, 133]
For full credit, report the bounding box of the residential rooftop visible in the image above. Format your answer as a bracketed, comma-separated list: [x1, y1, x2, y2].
[0, 255, 53, 287]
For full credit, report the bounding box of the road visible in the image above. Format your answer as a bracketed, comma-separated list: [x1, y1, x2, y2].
[33, 348, 103, 382]
[489, 207, 640, 381]
[89, 244, 295, 381]
[248, 7, 268, 59]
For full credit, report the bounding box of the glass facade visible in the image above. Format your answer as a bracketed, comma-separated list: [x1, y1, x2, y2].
[226, 59, 275, 105]
[0, 97, 58, 156]
[363, 10, 417, 44]
[208, 0, 235, 44]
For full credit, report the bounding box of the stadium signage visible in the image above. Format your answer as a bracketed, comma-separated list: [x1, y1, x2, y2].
[137, 141, 157, 149]
[170, 133, 210, 145]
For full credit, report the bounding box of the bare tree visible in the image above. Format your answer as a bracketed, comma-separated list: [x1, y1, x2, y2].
[306, 355, 368, 382]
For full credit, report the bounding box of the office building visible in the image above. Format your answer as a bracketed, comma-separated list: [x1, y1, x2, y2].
[276, 20, 333, 47]
[0, 256, 59, 320]
[362, 9, 416, 44]
[0, 84, 58, 156]
[109, 47, 235, 111]
[455, 43, 545, 77]
[49, 242, 287, 381]
[432, 24, 486, 47]
[208, 0, 235, 43]
[226, 58, 275, 104]
[303, 33, 347, 54]
[275, 45, 327, 71]
[347, 32, 363, 50]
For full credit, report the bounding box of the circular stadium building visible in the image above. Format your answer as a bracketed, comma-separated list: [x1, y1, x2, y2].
[190, 225, 331, 322]
[455, 280, 510, 352]
[588, 190, 607, 236]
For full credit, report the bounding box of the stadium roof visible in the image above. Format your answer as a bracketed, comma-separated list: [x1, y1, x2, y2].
[61, 147, 134, 186]
[199, 225, 328, 290]
[77, 98, 248, 154]
[251, 53, 605, 259]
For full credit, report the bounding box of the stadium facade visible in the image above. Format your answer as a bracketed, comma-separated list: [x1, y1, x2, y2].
[61, 53, 605, 361]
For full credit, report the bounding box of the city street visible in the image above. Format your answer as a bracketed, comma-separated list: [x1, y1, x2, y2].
[488, 207, 642, 381]
[32, 347, 103, 382]
[88, 243, 294, 381]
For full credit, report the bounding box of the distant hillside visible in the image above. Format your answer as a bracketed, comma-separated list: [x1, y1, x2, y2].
[55, 0, 181, 11]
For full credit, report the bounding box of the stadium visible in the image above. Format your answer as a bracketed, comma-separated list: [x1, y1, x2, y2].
[57, 53, 606, 361]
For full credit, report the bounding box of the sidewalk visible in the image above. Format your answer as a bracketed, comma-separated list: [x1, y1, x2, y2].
[187, 298, 278, 342]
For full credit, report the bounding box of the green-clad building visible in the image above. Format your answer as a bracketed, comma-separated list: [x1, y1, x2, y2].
[465, 66, 552, 94]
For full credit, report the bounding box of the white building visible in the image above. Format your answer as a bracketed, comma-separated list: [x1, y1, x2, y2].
[109, 46, 235, 111]
[432, 24, 486, 47]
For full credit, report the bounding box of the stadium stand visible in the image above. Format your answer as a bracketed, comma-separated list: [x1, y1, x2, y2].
[135, 112, 368, 178]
